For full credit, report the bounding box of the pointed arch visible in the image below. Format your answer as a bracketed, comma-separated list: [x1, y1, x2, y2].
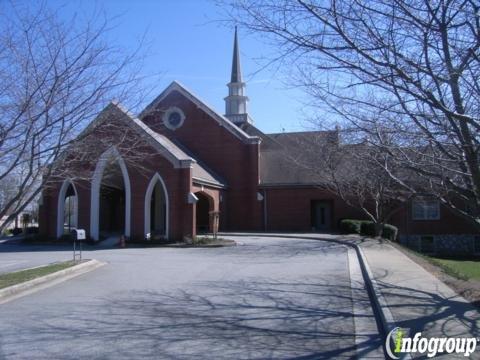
[144, 172, 169, 240]
[57, 179, 78, 238]
[90, 147, 131, 241]
[56, 179, 78, 239]
[194, 191, 215, 233]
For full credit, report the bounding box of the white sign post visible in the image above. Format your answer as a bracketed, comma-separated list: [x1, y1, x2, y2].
[71, 229, 86, 262]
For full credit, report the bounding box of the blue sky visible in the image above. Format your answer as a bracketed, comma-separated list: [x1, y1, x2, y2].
[49, 0, 312, 133]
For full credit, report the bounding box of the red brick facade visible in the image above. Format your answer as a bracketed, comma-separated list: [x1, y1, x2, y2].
[39, 83, 479, 243]
[142, 90, 262, 231]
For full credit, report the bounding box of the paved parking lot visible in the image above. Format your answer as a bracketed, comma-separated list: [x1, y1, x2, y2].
[0, 236, 382, 359]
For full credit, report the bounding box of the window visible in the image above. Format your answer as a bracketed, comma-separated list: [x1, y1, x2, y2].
[412, 199, 440, 220]
[421, 236, 435, 253]
[162, 107, 185, 130]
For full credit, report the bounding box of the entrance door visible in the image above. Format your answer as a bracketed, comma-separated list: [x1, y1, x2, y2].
[311, 201, 332, 231]
[196, 192, 212, 233]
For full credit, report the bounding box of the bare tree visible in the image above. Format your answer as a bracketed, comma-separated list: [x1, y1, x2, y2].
[223, 0, 480, 229]
[283, 129, 410, 235]
[0, 3, 149, 232]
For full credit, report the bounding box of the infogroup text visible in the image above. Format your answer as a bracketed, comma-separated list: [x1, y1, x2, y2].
[386, 327, 478, 358]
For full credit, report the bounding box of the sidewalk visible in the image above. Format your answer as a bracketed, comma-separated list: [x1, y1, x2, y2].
[359, 238, 480, 343]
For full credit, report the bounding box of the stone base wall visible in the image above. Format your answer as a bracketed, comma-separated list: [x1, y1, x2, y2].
[399, 234, 480, 255]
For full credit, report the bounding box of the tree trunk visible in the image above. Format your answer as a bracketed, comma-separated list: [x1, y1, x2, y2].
[374, 222, 383, 238]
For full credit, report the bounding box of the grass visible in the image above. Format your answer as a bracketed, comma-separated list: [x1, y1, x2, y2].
[428, 258, 480, 281]
[0, 261, 76, 289]
[393, 242, 480, 282]
[193, 236, 220, 245]
[188, 236, 235, 247]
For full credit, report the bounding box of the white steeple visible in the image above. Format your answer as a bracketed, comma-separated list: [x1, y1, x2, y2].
[224, 26, 253, 126]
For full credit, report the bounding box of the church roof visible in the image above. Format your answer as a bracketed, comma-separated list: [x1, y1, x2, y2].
[140, 81, 260, 144]
[242, 123, 340, 186]
[261, 132, 340, 186]
[86, 101, 225, 187]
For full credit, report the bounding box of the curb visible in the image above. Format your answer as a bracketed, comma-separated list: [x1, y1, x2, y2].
[219, 232, 395, 355]
[0, 259, 106, 305]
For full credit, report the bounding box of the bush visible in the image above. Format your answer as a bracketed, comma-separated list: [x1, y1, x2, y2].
[341, 219, 398, 240]
[360, 221, 376, 237]
[382, 224, 398, 241]
[11, 228, 23, 236]
[25, 226, 39, 234]
[339, 219, 362, 234]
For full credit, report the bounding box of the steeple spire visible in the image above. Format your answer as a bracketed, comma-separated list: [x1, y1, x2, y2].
[225, 26, 253, 126]
[231, 26, 242, 83]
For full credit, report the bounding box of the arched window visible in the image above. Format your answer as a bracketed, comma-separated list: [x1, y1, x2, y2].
[56, 180, 78, 238]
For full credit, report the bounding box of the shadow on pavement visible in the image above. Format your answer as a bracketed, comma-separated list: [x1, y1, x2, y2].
[374, 271, 479, 340]
[0, 279, 383, 359]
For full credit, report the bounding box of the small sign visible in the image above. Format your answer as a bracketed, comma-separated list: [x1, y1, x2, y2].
[72, 229, 86, 241]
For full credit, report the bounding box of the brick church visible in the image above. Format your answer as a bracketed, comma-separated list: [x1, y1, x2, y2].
[39, 29, 479, 253]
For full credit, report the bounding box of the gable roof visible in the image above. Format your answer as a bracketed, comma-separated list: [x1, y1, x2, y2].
[88, 101, 194, 169]
[139, 81, 260, 145]
[80, 101, 226, 187]
[258, 130, 340, 186]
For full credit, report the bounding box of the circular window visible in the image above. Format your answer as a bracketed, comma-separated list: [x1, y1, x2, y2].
[162, 107, 185, 130]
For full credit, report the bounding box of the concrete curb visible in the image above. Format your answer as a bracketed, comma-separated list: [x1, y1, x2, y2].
[0, 259, 106, 305]
[347, 248, 385, 357]
[219, 232, 396, 357]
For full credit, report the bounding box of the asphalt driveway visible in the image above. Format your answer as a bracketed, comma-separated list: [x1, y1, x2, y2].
[0, 236, 382, 359]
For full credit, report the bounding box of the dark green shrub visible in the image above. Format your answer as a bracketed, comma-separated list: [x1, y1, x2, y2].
[339, 219, 362, 234]
[11, 227, 23, 236]
[382, 224, 398, 241]
[26, 226, 39, 234]
[360, 221, 376, 237]
[340, 219, 397, 240]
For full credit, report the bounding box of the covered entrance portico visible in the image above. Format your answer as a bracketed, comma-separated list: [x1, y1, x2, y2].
[90, 147, 131, 242]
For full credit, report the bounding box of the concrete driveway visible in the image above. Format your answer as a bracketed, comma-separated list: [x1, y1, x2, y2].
[0, 236, 382, 359]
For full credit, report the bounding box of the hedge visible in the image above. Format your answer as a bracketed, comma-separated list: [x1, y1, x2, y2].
[339, 219, 362, 234]
[339, 219, 398, 240]
[382, 224, 398, 241]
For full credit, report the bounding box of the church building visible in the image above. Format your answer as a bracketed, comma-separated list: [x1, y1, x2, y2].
[38, 29, 479, 254]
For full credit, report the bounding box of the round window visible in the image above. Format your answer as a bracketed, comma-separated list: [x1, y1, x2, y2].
[162, 107, 185, 130]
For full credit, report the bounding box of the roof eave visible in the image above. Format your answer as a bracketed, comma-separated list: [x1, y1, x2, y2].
[140, 81, 261, 145]
[192, 177, 227, 189]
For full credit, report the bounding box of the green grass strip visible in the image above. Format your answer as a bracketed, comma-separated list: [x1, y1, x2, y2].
[394, 243, 480, 281]
[429, 258, 480, 281]
[0, 261, 76, 289]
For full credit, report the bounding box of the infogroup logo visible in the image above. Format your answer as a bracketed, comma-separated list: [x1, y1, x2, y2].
[385, 327, 478, 359]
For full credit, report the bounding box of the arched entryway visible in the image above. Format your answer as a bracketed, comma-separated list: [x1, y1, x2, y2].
[90, 147, 131, 241]
[56, 179, 78, 238]
[144, 173, 169, 241]
[195, 192, 214, 234]
[99, 162, 125, 237]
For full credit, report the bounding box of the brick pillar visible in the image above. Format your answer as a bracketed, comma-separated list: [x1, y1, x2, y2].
[180, 167, 195, 241]
[38, 189, 50, 238]
[76, 180, 91, 238]
[248, 142, 262, 230]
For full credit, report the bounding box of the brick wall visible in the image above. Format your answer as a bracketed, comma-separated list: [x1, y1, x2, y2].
[39, 120, 195, 242]
[261, 186, 366, 232]
[390, 200, 478, 236]
[142, 90, 262, 231]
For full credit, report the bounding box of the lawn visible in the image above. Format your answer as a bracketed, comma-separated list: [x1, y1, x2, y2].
[429, 258, 480, 281]
[0, 261, 76, 289]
